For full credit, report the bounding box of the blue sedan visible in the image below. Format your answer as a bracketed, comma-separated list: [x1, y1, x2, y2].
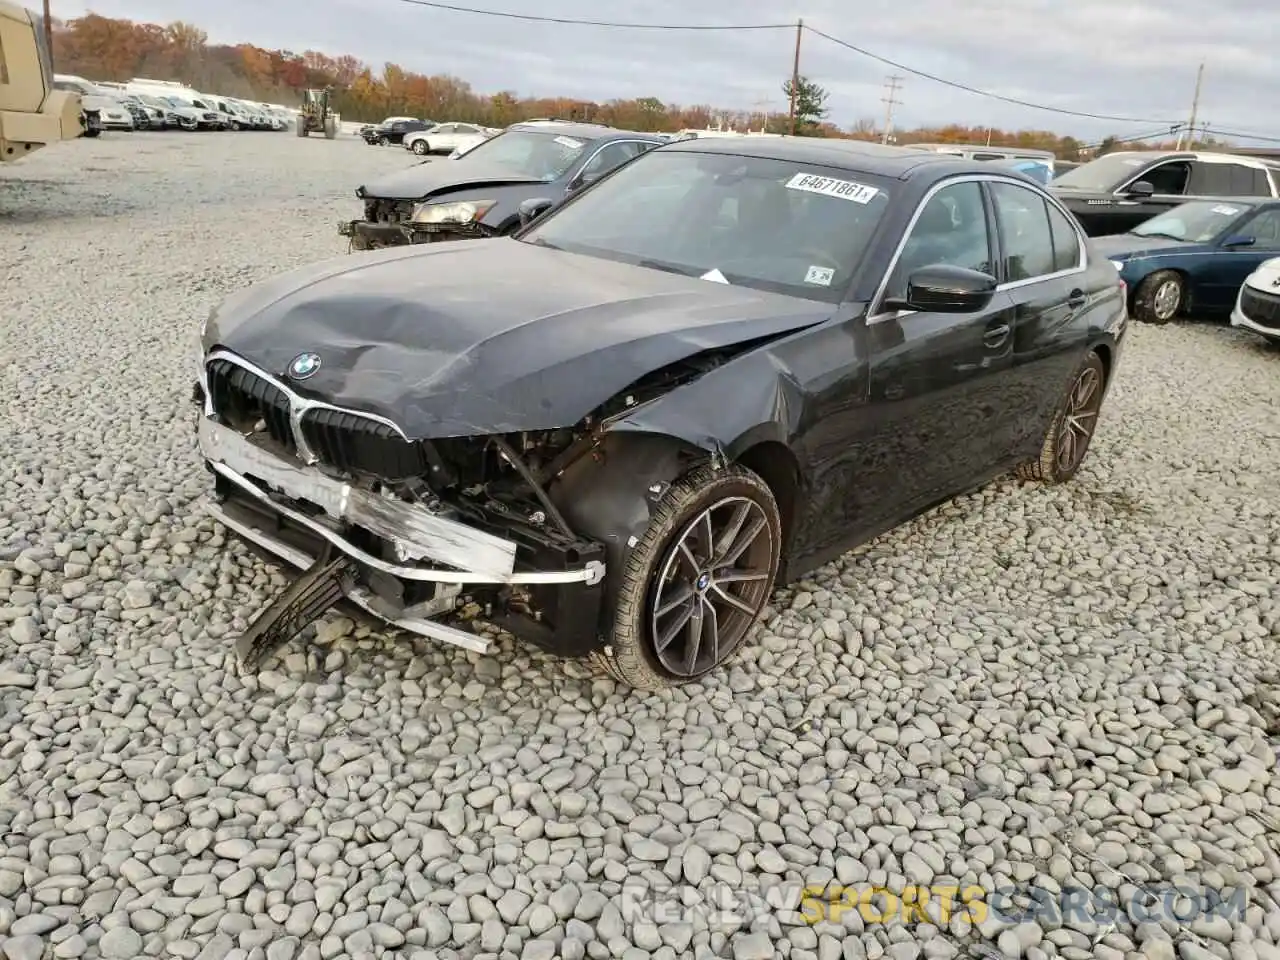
[1092, 198, 1280, 324]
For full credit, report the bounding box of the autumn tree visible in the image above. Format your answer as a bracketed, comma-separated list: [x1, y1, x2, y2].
[782, 75, 829, 135]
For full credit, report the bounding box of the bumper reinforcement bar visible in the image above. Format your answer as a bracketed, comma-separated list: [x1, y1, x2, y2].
[198, 415, 605, 587]
[209, 500, 493, 655]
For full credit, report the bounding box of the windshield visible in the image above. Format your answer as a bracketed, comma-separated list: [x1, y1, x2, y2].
[1130, 200, 1250, 242]
[461, 130, 594, 180]
[1053, 153, 1154, 191]
[521, 149, 893, 303]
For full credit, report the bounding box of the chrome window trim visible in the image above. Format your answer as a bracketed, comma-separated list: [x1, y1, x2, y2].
[201, 348, 409, 466]
[576, 138, 664, 179]
[866, 174, 1088, 325]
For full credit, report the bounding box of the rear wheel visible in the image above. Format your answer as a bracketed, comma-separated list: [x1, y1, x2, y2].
[411, 139, 429, 155]
[377, 135, 389, 146]
[1017, 351, 1107, 484]
[1133, 270, 1184, 324]
[594, 463, 781, 690]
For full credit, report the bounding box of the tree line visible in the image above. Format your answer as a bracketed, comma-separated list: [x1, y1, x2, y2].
[50, 14, 1230, 160]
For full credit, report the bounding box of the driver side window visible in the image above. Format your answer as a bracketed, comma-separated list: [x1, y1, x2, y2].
[1239, 208, 1280, 245]
[1135, 161, 1191, 195]
[887, 181, 992, 300]
[580, 142, 646, 182]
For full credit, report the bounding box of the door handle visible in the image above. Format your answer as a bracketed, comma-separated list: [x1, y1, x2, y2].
[982, 323, 1010, 348]
[1067, 289, 1087, 309]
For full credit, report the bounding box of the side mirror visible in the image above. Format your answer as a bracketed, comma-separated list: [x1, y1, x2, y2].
[518, 197, 555, 227]
[1222, 234, 1256, 248]
[882, 264, 998, 314]
[1124, 180, 1155, 199]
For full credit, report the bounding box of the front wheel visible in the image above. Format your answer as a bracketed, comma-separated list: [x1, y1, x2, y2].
[595, 463, 781, 690]
[411, 139, 429, 155]
[1133, 270, 1184, 324]
[1017, 351, 1107, 484]
[377, 135, 389, 146]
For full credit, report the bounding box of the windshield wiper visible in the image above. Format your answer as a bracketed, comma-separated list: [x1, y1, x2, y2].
[636, 259, 699, 277]
[524, 237, 561, 250]
[1135, 230, 1184, 241]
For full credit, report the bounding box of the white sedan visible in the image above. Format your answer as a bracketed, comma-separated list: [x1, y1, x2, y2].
[403, 122, 495, 157]
[1231, 257, 1280, 346]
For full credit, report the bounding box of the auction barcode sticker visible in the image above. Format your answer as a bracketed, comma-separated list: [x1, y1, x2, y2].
[554, 136, 584, 149]
[786, 173, 880, 204]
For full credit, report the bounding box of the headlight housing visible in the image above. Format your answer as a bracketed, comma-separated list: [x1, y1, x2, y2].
[411, 200, 496, 225]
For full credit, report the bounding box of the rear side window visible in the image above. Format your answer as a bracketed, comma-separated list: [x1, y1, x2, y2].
[1046, 203, 1082, 273]
[989, 181, 1056, 281]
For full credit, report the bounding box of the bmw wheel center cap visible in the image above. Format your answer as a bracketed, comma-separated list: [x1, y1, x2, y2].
[288, 353, 321, 380]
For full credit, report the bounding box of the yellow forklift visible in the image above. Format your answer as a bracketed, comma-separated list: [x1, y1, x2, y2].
[295, 87, 339, 139]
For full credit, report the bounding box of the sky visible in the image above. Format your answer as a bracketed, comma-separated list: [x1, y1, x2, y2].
[52, 0, 1280, 146]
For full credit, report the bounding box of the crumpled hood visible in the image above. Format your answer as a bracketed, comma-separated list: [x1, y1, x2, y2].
[359, 159, 546, 201]
[1090, 234, 1192, 260]
[205, 239, 833, 438]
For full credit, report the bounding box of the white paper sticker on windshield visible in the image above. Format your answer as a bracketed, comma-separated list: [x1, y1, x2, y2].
[1212, 204, 1241, 216]
[804, 265, 834, 286]
[700, 268, 729, 284]
[554, 136, 584, 149]
[785, 173, 879, 204]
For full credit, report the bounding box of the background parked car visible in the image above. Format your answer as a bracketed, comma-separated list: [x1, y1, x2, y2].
[403, 122, 496, 156]
[341, 122, 666, 250]
[1094, 199, 1280, 324]
[1052, 151, 1280, 236]
[1231, 257, 1280, 345]
[363, 118, 431, 145]
[80, 93, 134, 131]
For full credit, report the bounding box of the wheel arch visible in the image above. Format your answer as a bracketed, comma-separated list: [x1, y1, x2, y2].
[732, 439, 803, 572]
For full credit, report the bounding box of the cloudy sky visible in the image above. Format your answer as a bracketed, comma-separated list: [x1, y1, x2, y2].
[54, 0, 1279, 145]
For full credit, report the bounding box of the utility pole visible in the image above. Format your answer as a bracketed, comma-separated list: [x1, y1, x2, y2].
[43, 0, 55, 71]
[788, 19, 803, 136]
[1175, 62, 1204, 150]
[880, 75, 903, 145]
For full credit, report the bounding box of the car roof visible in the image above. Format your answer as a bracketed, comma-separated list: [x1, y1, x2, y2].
[1091, 149, 1280, 171]
[658, 136, 1006, 181]
[505, 121, 658, 141]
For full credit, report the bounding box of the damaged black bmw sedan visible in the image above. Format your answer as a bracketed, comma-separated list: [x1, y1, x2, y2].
[194, 137, 1128, 690]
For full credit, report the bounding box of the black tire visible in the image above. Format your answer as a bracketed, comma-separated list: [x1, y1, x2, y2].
[411, 139, 429, 155]
[1017, 350, 1107, 484]
[593, 463, 781, 690]
[377, 135, 389, 146]
[1132, 269, 1184, 325]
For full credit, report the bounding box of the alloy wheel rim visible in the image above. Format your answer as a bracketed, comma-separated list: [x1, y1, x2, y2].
[649, 496, 774, 678]
[1153, 279, 1181, 320]
[1056, 365, 1102, 472]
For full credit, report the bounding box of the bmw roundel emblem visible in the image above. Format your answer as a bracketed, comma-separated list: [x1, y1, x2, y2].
[288, 352, 321, 380]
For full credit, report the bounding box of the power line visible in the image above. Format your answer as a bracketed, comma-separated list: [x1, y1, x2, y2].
[392, 0, 791, 29]
[801, 24, 1179, 125]
[385, 1, 1193, 127]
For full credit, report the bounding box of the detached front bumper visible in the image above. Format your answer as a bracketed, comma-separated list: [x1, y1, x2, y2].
[195, 413, 605, 656]
[338, 218, 486, 249]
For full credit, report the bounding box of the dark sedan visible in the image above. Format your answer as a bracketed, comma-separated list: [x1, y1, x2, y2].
[339, 122, 665, 250]
[1094, 199, 1280, 323]
[1052, 150, 1280, 237]
[363, 119, 432, 146]
[196, 138, 1127, 689]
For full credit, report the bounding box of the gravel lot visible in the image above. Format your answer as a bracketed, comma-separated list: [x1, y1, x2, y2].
[2, 132, 1280, 960]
